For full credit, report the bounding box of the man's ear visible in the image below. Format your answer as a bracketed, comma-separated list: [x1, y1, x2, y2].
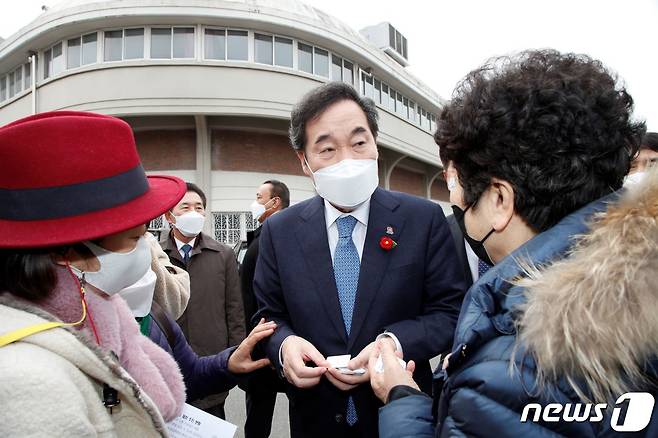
[164, 211, 175, 225]
[297, 150, 312, 177]
[488, 178, 515, 232]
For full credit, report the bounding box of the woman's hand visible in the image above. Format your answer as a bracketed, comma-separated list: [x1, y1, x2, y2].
[368, 339, 418, 403]
[227, 318, 277, 374]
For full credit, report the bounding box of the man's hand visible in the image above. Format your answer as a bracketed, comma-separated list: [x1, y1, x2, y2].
[368, 339, 418, 403]
[325, 338, 396, 391]
[228, 318, 276, 373]
[281, 335, 328, 388]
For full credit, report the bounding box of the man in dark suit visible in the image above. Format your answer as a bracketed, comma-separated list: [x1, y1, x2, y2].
[254, 82, 467, 438]
[240, 179, 290, 438]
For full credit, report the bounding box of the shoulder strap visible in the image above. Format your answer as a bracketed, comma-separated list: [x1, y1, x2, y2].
[149, 301, 176, 350]
[0, 321, 63, 347]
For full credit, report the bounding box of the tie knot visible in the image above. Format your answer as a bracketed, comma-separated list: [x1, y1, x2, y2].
[181, 244, 192, 255]
[336, 215, 358, 239]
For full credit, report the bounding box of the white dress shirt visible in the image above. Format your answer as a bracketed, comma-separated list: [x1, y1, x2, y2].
[464, 240, 480, 282]
[324, 198, 370, 263]
[174, 236, 196, 259]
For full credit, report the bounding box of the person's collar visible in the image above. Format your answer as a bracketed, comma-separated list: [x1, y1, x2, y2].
[174, 235, 196, 250]
[324, 197, 371, 230]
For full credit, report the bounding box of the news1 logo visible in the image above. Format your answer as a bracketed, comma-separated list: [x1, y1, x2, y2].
[520, 392, 655, 432]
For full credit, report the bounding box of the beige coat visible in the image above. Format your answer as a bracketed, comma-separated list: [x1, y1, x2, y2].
[0, 297, 169, 437]
[146, 231, 190, 320]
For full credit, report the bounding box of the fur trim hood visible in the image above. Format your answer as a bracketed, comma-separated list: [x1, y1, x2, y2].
[517, 168, 658, 402]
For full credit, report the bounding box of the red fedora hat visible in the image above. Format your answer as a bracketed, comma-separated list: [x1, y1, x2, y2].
[0, 111, 187, 248]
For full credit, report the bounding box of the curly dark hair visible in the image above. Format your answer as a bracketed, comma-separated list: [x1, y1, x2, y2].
[436, 50, 645, 232]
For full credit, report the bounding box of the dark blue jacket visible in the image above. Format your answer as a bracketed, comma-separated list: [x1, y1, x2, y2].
[379, 193, 658, 437]
[146, 308, 238, 402]
[254, 187, 467, 437]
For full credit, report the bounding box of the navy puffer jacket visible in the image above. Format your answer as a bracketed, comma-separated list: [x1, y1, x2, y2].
[379, 191, 658, 437]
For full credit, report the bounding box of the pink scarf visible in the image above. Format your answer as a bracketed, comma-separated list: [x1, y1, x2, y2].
[38, 266, 186, 421]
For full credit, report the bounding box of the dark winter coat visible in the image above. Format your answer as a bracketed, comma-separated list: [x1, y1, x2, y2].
[379, 178, 658, 437]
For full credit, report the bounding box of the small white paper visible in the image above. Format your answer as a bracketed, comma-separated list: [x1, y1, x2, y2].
[375, 355, 406, 373]
[326, 354, 351, 368]
[167, 403, 237, 438]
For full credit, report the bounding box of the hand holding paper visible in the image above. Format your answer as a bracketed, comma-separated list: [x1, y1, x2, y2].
[368, 339, 418, 403]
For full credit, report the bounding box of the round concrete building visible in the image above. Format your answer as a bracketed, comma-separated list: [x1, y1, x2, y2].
[0, 0, 451, 245]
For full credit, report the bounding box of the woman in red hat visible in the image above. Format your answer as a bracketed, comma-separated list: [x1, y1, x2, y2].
[0, 111, 272, 436]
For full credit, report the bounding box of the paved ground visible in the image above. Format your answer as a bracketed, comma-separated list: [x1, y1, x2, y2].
[225, 388, 290, 438]
[224, 356, 442, 438]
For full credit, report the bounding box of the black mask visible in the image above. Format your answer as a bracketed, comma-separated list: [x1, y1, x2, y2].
[451, 204, 495, 266]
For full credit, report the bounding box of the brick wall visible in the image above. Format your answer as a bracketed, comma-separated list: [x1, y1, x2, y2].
[431, 178, 450, 202]
[212, 130, 304, 175]
[389, 167, 426, 197]
[134, 129, 196, 170]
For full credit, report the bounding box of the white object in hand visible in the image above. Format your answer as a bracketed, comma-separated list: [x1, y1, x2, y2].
[326, 354, 351, 368]
[375, 355, 406, 373]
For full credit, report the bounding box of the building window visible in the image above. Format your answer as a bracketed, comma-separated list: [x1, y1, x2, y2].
[14, 67, 22, 94]
[0, 76, 6, 101]
[173, 27, 194, 58]
[104, 30, 123, 61]
[313, 47, 329, 77]
[374, 79, 382, 104]
[388, 86, 396, 112]
[363, 72, 374, 99]
[331, 54, 342, 81]
[67, 37, 81, 68]
[343, 60, 354, 85]
[408, 100, 416, 123]
[396, 92, 404, 117]
[381, 83, 389, 107]
[298, 42, 313, 74]
[8, 72, 15, 98]
[24, 63, 31, 89]
[151, 28, 172, 59]
[254, 33, 273, 65]
[227, 30, 248, 60]
[213, 212, 259, 245]
[274, 36, 293, 67]
[82, 32, 98, 65]
[204, 28, 226, 60]
[125, 28, 145, 59]
[43, 49, 52, 79]
[52, 42, 64, 76]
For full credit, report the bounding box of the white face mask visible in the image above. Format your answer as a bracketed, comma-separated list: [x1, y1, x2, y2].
[118, 268, 157, 317]
[623, 171, 646, 188]
[77, 236, 152, 296]
[447, 176, 457, 192]
[306, 158, 379, 209]
[172, 211, 205, 237]
[250, 198, 274, 222]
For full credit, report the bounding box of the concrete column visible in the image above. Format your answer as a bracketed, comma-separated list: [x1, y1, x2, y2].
[427, 170, 442, 200]
[385, 154, 408, 190]
[195, 115, 213, 236]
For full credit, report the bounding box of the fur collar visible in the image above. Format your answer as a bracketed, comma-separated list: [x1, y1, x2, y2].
[516, 168, 658, 402]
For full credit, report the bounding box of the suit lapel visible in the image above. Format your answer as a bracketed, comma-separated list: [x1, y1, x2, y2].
[296, 196, 347, 342]
[348, 188, 405, 350]
[162, 232, 185, 266]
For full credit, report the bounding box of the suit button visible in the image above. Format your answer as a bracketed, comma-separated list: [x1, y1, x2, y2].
[335, 413, 344, 424]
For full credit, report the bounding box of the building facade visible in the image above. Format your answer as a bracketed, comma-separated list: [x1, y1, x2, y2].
[0, 0, 451, 245]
